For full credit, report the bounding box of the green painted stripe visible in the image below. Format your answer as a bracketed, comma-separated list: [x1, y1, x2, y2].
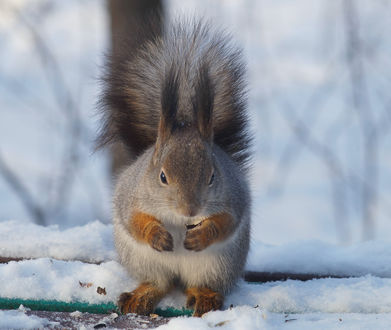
[155, 306, 192, 317]
[0, 297, 192, 317]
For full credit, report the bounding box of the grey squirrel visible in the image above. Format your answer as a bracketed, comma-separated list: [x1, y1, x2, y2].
[98, 20, 252, 317]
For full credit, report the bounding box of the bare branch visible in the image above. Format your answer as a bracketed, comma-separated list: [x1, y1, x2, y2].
[0, 152, 46, 225]
[343, 0, 378, 240]
[15, 9, 83, 220]
[266, 75, 338, 197]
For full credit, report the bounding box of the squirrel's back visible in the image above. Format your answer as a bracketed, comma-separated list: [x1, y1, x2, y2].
[98, 19, 251, 171]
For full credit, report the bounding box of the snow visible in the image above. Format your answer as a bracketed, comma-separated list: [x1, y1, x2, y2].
[1, 221, 391, 322]
[2, 258, 391, 314]
[2, 220, 391, 278]
[231, 277, 391, 314]
[0, 307, 58, 329]
[0, 259, 132, 304]
[0, 224, 390, 328]
[1, 309, 391, 330]
[1, 308, 391, 330]
[247, 240, 391, 277]
[158, 308, 391, 330]
[0, 220, 116, 262]
[1, 258, 391, 329]
[158, 307, 269, 330]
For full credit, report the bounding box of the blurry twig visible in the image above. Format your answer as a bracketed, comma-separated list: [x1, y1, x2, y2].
[263, 0, 390, 242]
[277, 101, 350, 242]
[277, 97, 391, 232]
[0, 152, 46, 225]
[0, 2, 108, 225]
[343, 0, 378, 240]
[266, 73, 337, 198]
[15, 9, 83, 220]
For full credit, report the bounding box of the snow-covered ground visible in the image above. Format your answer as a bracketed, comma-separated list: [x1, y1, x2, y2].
[0, 308, 58, 330]
[2, 258, 391, 314]
[3, 307, 391, 330]
[1, 221, 391, 328]
[2, 220, 391, 278]
[0, 220, 115, 262]
[158, 310, 391, 330]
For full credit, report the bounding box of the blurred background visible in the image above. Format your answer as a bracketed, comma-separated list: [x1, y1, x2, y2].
[1, 0, 390, 246]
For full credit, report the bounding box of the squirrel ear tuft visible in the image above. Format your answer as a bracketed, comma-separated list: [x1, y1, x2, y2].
[159, 65, 179, 141]
[194, 63, 214, 142]
[154, 65, 179, 163]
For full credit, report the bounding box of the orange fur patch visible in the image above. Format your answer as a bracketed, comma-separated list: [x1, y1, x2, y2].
[184, 212, 235, 251]
[185, 287, 223, 317]
[118, 283, 165, 315]
[128, 212, 157, 242]
[128, 212, 173, 251]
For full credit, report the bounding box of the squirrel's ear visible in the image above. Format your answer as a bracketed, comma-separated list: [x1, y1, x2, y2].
[194, 64, 214, 142]
[154, 66, 179, 161]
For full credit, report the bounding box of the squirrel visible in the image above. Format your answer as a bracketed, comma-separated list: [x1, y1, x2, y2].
[98, 19, 252, 317]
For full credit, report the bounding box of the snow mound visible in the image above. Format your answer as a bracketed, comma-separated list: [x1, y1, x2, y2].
[0, 220, 116, 263]
[0, 259, 132, 304]
[0, 308, 58, 329]
[157, 308, 391, 330]
[231, 277, 391, 313]
[248, 240, 391, 277]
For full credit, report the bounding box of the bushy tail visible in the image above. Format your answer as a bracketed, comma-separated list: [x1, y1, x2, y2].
[97, 19, 252, 171]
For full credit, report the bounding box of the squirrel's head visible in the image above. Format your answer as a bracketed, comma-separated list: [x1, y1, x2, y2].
[149, 64, 217, 218]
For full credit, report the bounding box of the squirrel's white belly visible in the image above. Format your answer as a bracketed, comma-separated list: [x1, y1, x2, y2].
[114, 216, 239, 292]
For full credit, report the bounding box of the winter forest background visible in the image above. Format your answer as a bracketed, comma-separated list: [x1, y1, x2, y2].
[1, 0, 391, 247]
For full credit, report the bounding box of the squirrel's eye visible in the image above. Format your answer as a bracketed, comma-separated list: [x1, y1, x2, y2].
[209, 172, 215, 186]
[160, 171, 168, 185]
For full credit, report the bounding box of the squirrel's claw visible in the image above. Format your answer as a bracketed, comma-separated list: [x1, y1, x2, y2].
[186, 293, 196, 308]
[118, 291, 135, 314]
[150, 227, 174, 252]
[118, 291, 154, 315]
[185, 287, 223, 317]
[118, 283, 163, 315]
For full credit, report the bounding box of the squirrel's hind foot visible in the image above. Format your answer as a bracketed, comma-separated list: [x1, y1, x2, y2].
[118, 283, 164, 315]
[185, 287, 223, 317]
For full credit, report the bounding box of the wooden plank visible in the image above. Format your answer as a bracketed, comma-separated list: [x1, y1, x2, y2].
[0, 256, 23, 263]
[0, 256, 102, 264]
[244, 271, 345, 282]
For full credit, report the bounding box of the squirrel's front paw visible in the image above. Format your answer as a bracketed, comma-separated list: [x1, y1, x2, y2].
[184, 222, 216, 251]
[149, 225, 174, 252]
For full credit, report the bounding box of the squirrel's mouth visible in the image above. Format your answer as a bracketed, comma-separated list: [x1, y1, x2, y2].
[185, 223, 200, 230]
[185, 218, 203, 230]
[184, 214, 206, 230]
